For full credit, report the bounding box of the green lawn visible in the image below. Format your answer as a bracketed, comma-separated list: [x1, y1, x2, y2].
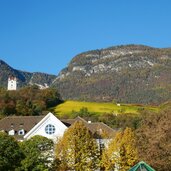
[53, 100, 158, 117]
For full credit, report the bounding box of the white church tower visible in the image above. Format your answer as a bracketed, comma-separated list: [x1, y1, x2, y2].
[7, 76, 17, 90]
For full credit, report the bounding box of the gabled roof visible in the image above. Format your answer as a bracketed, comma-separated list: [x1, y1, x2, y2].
[0, 114, 117, 140]
[24, 112, 67, 140]
[62, 116, 117, 138]
[0, 115, 44, 140]
[61, 116, 87, 126]
[129, 161, 155, 171]
[0, 115, 44, 132]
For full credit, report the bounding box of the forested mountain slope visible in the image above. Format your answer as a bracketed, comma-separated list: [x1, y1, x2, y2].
[52, 45, 171, 104]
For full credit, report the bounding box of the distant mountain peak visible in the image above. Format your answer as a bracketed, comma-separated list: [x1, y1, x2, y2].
[0, 59, 56, 89]
[0, 59, 8, 65]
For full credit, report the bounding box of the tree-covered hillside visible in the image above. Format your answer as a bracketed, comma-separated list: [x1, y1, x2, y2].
[52, 44, 171, 105]
[0, 86, 62, 117]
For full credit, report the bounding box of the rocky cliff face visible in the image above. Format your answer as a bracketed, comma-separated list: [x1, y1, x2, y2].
[52, 45, 171, 104]
[0, 60, 56, 89]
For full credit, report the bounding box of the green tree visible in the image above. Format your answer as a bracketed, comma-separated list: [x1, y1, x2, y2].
[0, 87, 62, 116]
[99, 113, 141, 129]
[20, 135, 54, 171]
[102, 128, 138, 171]
[40, 88, 62, 108]
[0, 132, 24, 171]
[55, 121, 100, 171]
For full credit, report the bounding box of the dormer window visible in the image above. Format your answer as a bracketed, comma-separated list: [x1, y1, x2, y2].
[8, 129, 15, 135]
[18, 129, 25, 135]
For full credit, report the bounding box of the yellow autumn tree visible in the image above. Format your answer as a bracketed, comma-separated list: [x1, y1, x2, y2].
[55, 121, 100, 171]
[101, 127, 138, 171]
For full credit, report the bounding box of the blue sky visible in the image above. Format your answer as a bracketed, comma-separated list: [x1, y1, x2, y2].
[0, 0, 171, 75]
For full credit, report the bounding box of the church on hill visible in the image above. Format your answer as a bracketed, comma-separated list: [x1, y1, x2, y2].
[7, 76, 17, 90]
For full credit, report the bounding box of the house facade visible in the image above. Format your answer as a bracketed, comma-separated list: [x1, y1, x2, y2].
[0, 112, 116, 145]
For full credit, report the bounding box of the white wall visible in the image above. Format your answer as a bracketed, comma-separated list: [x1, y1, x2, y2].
[24, 113, 67, 142]
[8, 78, 17, 90]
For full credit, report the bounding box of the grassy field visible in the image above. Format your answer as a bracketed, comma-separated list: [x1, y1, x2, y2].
[53, 100, 159, 117]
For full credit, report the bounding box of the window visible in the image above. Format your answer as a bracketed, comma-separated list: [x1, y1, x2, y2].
[8, 129, 15, 135]
[45, 124, 55, 135]
[18, 129, 25, 135]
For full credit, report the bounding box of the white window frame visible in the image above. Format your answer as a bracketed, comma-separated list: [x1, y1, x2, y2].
[45, 124, 56, 135]
[18, 129, 25, 135]
[8, 129, 15, 135]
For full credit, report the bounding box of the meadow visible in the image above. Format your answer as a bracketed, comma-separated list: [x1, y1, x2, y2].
[53, 100, 159, 117]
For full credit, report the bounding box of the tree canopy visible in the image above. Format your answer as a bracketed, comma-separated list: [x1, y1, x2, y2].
[20, 135, 54, 171]
[55, 121, 100, 171]
[136, 108, 171, 171]
[0, 86, 62, 116]
[102, 127, 138, 171]
[0, 132, 24, 171]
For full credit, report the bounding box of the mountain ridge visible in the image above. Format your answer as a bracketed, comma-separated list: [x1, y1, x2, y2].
[52, 44, 171, 104]
[1, 44, 171, 105]
[0, 59, 56, 88]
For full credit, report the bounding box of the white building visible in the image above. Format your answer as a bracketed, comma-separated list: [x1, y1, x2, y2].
[7, 76, 17, 90]
[0, 112, 117, 144]
[24, 112, 67, 141]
